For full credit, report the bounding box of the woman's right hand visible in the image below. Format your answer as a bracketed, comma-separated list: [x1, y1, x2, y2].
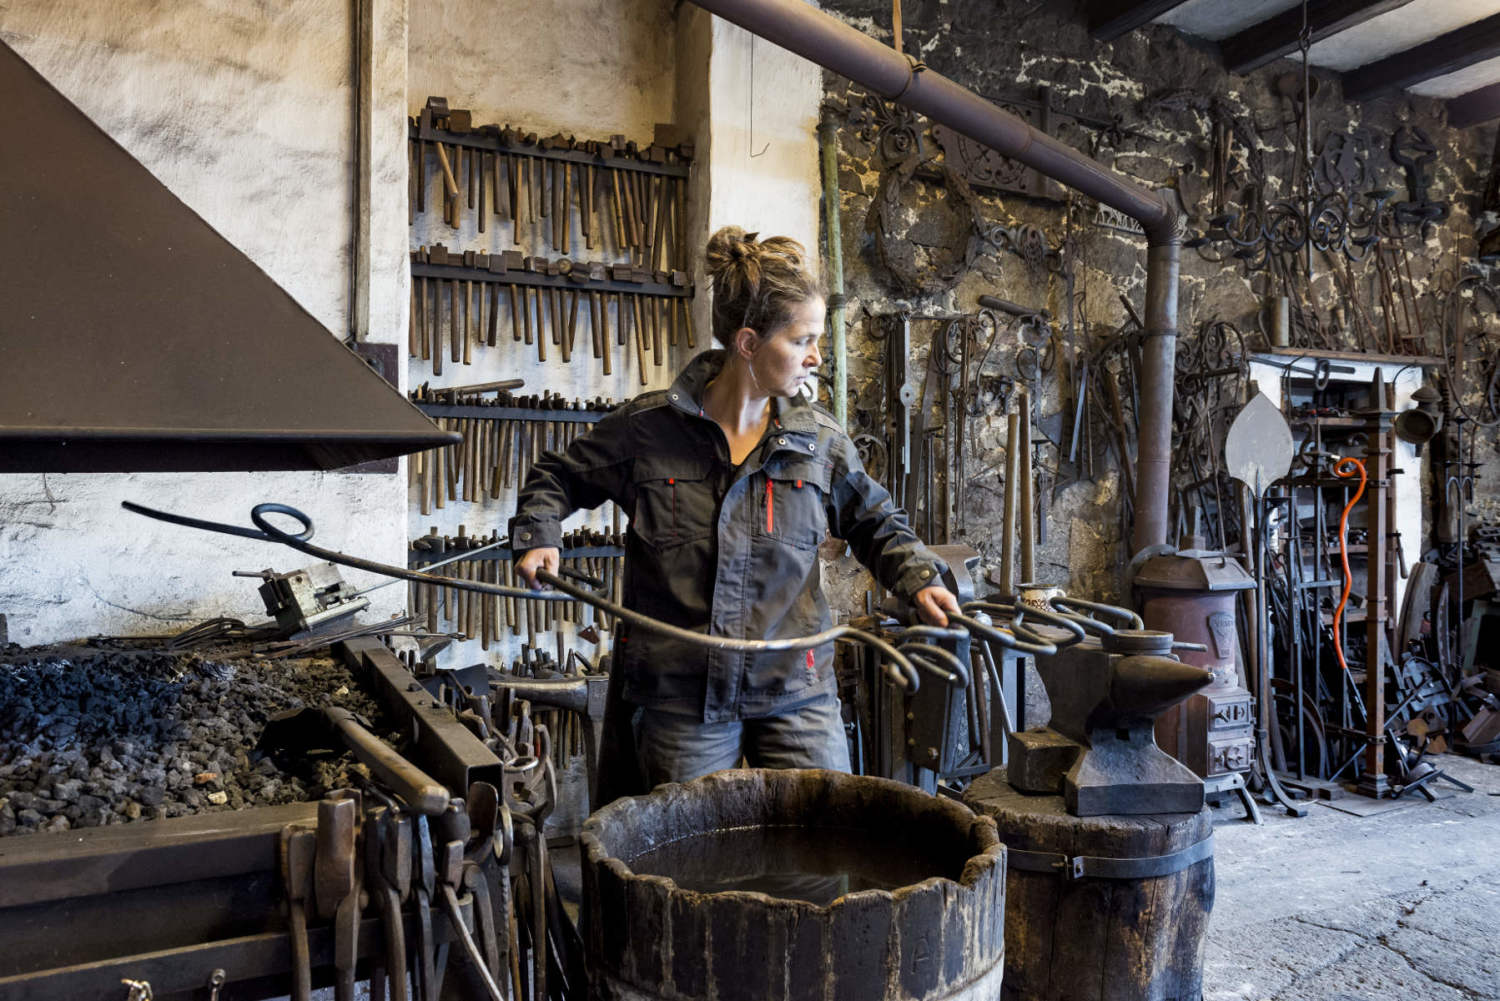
[515, 546, 560, 589]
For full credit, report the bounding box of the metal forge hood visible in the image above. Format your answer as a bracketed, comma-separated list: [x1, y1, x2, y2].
[0, 40, 459, 473]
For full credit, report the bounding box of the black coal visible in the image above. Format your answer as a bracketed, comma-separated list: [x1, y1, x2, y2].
[0, 642, 396, 837]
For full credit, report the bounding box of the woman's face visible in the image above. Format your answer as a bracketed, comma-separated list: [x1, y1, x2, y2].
[747, 296, 824, 397]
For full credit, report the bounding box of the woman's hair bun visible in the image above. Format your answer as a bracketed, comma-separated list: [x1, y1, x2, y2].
[704, 225, 823, 347]
[706, 227, 762, 276]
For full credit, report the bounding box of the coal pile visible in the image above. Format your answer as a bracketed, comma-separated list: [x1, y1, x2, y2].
[0, 642, 398, 837]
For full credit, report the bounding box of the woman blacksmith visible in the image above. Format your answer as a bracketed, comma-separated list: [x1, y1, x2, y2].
[511, 225, 958, 798]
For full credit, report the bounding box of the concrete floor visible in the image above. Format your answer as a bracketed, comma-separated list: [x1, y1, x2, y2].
[556, 756, 1500, 1000]
[1204, 753, 1500, 1001]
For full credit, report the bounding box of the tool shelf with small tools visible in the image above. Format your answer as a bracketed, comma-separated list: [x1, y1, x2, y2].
[407, 390, 629, 518]
[410, 96, 692, 272]
[411, 246, 693, 297]
[410, 542, 625, 566]
[409, 243, 695, 378]
[411, 115, 693, 178]
[407, 527, 626, 656]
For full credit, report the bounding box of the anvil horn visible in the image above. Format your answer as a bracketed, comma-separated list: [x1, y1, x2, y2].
[1106, 655, 1213, 718]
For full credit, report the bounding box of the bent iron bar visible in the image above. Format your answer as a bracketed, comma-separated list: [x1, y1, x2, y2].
[684, 0, 1183, 555]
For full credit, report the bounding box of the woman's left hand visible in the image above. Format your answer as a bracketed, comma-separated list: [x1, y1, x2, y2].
[913, 585, 961, 627]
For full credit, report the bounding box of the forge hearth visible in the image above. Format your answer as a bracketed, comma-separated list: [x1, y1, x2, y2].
[0, 642, 399, 837]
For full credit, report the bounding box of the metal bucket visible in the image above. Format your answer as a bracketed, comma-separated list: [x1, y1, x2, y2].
[580, 769, 1007, 1001]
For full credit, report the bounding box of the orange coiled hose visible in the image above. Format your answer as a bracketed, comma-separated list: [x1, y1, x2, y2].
[1331, 456, 1367, 674]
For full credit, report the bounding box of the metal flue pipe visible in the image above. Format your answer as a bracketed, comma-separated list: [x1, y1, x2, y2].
[691, 0, 1182, 552]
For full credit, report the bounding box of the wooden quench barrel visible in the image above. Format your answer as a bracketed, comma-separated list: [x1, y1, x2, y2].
[582, 769, 1008, 1001]
[965, 771, 1214, 1001]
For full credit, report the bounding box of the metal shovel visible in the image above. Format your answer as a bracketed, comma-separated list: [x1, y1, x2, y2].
[1226, 392, 1308, 818]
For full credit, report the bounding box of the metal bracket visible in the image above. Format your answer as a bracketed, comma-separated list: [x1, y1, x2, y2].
[1007, 833, 1214, 881]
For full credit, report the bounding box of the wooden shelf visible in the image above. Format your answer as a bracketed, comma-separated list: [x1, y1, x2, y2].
[1257, 346, 1442, 367]
[1289, 415, 1367, 429]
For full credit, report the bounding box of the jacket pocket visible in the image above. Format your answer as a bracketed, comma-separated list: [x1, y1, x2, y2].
[757, 458, 832, 551]
[630, 456, 714, 550]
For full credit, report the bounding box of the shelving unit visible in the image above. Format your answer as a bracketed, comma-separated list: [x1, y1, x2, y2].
[1267, 368, 1402, 793]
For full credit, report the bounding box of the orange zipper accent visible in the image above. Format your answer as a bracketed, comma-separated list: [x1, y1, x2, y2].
[766, 479, 774, 533]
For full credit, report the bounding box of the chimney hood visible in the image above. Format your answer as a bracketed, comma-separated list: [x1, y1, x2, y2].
[0, 39, 460, 473]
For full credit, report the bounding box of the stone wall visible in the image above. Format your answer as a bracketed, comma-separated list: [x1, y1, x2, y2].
[817, 0, 1499, 601]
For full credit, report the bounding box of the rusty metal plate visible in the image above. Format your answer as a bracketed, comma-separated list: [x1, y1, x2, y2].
[0, 40, 459, 473]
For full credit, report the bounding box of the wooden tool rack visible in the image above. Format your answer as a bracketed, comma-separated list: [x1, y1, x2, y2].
[407, 526, 625, 652]
[408, 398, 615, 514]
[408, 245, 694, 380]
[409, 95, 692, 281]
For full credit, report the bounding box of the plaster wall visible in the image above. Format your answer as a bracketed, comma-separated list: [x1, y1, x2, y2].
[702, 15, 823, 257]
[408, 0, 679, 143]
[405, 1, 824, 671]
[674, 7, 823, 347]
[0, 0, 413, 644]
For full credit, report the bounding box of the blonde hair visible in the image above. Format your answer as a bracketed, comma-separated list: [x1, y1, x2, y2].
[704, 226, 824, 346]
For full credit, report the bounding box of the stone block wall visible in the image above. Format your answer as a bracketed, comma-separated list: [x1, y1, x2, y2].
[815, 0, 1499, 601]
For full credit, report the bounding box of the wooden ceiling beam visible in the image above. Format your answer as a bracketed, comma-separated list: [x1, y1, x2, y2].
[1343, 10, 1500, 102]
[1221, 0, 1417, 76]
[1088, 0, 1196, 42]
[1448, 79, 1500, 128]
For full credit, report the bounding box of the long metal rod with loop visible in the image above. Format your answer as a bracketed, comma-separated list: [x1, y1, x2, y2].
[121, 500, 926, 692]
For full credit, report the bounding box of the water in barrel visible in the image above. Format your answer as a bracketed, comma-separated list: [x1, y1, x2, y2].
[625, 824, 962, 906]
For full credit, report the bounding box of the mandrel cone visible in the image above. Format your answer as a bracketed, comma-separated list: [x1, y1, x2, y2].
[1107, 655, 1214, 718]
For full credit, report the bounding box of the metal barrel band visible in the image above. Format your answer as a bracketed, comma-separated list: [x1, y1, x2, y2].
[1006, 834, 1213, 881]
[884, 53, 927, 102]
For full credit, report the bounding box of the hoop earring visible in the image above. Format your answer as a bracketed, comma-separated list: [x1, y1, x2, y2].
[742, 332, 772, 395]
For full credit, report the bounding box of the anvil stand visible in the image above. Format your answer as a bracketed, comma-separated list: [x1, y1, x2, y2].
[1252, 469, 1310, 818]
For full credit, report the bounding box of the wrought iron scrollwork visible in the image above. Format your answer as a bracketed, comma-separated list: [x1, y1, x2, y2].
[1170, 319, 1250, 548]
[1189, 184, 1393, 270]
[850, 91, 925, 169]
[1442, 274, 1500, 428]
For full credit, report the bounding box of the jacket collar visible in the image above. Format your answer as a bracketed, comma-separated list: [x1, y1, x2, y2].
[667, 350, 820, 435]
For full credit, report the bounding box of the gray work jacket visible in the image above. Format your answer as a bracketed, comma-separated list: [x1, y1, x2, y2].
[509, 350, 947, 722]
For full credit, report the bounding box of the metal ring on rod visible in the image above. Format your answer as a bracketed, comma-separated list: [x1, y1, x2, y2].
[954, 603, 1074, 651]
[961, 601, 1082, 647]
[1048, 595, 1145, 630]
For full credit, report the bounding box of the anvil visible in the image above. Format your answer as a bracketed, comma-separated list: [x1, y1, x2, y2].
[1007, 629, 1213, 816]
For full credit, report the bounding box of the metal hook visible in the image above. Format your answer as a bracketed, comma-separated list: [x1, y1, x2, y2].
[749, 35, 769, 158]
